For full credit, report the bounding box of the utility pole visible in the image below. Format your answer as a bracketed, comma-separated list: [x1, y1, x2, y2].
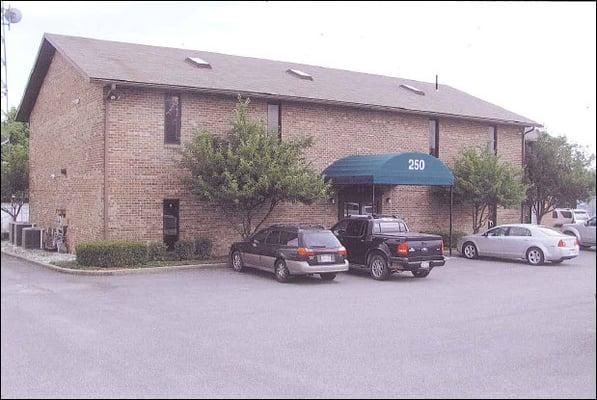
[1, 2, 22, 118]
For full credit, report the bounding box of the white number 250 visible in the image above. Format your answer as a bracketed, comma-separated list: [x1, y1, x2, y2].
[408, 159, 425, 170]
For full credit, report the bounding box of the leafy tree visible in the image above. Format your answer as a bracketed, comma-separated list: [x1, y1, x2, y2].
[452, 148, 526, 233]
[1, 108, 30, 220]
[525, 132, 596, 224]
[180, 98, 329, 238]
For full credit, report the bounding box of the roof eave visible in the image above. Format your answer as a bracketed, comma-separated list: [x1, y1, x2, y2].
[90, 77, 543, 128]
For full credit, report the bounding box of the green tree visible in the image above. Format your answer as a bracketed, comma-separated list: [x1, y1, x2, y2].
[452, 148, 526, 233]
[180, 98, 329, 238]
[1, 107, 30, 220]
[525, 132, 596, 224]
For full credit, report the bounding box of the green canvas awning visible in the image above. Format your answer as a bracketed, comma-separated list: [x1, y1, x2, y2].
[322, 152, 454, 186]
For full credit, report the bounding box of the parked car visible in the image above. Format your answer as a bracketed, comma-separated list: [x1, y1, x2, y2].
[572, 209, 591, 223]
[457, 224, 579, 265]
[229, 224, 349, 282]
[562, 216, 596, 249]
[542, 208, 576, 227]
[331, 215, 445, 280]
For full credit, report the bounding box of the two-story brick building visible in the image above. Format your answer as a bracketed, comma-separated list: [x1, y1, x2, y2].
[16, 33, 541, 254]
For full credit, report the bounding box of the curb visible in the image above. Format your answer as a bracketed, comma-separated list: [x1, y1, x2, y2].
[1, 250, 227, 276]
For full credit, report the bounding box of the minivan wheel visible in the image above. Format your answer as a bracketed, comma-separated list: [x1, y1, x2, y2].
[369, 253, 390, 281]
[230, 251, 244, 272]
[462, 242, 478, 259]
[320, 273, 336, 281]
[526, 247, 544, 266]
[274, 259, 291, 283]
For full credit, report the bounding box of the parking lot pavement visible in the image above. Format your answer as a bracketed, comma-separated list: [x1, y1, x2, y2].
[2, 250, 596, 399]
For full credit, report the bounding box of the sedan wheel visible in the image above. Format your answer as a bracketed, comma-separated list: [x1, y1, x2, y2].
[526, 247, 544, 266]
[231, 251, 244, 272]
[369, 254, 390, 281]
[462, 242, 478, 259]
[274, 259, 291, 283]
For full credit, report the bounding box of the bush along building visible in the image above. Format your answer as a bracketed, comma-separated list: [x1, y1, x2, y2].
[17, 33, 541, 254]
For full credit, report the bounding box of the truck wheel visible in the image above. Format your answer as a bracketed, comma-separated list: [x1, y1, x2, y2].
[369, 253, 390, 281]
[462, 242, 478, 259]
[412, 269, 431, 278]
[274, 259, 292, 283]
[526, 247, 544, 266]
[230, 251, 244, 272]
[320, 273, 336, 281]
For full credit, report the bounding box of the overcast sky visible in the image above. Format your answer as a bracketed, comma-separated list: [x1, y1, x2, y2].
[3, 1, 596, 153]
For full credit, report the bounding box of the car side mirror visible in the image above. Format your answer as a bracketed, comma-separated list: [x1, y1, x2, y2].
[335, 229, 345, 236]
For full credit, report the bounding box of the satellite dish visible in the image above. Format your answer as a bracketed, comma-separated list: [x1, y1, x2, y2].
[4, 8, 22, 24]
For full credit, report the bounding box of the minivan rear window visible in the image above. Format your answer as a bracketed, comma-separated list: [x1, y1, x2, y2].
[302, 231, 341, 248]
[560, 211, 573, 218]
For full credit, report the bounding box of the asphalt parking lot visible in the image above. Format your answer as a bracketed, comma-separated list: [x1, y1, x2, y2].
[1, 250, 595, 399]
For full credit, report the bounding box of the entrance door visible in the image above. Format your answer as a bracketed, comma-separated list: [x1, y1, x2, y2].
[163, 199, 179, 250]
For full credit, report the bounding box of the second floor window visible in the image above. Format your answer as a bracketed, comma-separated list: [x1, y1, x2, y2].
[267, 103, 281, 137]
[487, 126, 497, 154]
[428, 119, 439, 157]
[165, 94, 181, 144]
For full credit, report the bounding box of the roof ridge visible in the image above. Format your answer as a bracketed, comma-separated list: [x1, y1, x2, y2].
[43, 32, 437, 86]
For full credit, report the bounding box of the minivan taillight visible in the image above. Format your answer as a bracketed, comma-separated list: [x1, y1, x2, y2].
[297, 247, 315, 257]
[396, 242, 408, 256]
[337, 246, 347, 256]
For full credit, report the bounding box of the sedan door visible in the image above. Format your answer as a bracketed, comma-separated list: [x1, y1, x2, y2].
[476, 227, 508, 257]
[502, 226, 532, 259]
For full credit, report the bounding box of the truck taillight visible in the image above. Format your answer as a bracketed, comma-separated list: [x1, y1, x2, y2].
[396, 242, 408, 256]
[337, 246, 347, 256]
[297, 247, 315, 257]
[557, 239, 566, 248]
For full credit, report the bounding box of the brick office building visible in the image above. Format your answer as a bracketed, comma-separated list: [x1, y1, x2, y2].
[16, 34, 541, 254]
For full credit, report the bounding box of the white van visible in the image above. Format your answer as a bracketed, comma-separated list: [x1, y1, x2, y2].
[543, 208, 575, 227]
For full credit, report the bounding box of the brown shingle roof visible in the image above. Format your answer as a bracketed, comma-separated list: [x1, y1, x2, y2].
[16, 33, 541, 127]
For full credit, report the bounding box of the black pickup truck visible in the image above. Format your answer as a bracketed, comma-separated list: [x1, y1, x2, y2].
[331, 215, 445, 280]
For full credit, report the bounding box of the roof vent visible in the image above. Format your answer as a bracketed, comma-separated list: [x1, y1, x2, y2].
[186, 56, 211, 68]
[287, 68, 313, 81]
[399, 84, 425, 96]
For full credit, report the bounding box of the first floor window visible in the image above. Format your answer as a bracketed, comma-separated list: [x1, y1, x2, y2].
[267, 103, 281, 137]
[429, 119, 439, 157]
[163, 199, 179, 249]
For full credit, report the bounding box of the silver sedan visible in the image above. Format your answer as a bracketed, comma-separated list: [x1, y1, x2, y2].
[457, 224, 579, 265]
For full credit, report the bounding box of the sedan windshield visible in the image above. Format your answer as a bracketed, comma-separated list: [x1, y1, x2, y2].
[302, 231, 341, 248]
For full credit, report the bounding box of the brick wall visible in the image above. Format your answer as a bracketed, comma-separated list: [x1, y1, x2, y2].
[29, 54, 525, 255]
[28, 52, 105, 250]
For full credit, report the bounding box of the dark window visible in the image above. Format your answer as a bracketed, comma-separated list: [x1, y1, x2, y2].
[429, 119, 439, 157]
[252, 229, 268, 243]
[346, 220, 366, 237]
[163, 199, 179, 250]
[332, 219, 349, 235]
[486, 227, 507, 237]
[552, 211, 558, 218]
[488, 126, 497, 154]
[301, 231, 342, 248]
[165, 94, 181, 144]
[508, 227, 531, 237]
[279, 231, 299, 246]
[265, 230, 281, 245]
[560, 211, 573, 218]
[267, 103, 281, 137]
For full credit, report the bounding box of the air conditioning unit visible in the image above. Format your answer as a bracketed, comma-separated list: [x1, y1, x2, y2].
[14, 223, 33, 246]
[22, 227, 43, 249]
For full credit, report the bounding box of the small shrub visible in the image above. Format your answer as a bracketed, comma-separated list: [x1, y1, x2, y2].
[194, 237, 212, 260]
[146, 241, 168, 261]
[174, 240, 195, 260]
[76, 240, 148, 268]
[422, 230, 468, 249]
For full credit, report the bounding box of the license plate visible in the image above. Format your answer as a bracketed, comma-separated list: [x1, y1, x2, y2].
[420, 261, 430, 269]
[317, 254, 334, 263]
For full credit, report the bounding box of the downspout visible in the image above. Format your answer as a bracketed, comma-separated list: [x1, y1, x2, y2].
[521, 126, 534, 222]
[102, 85, 111, 239]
